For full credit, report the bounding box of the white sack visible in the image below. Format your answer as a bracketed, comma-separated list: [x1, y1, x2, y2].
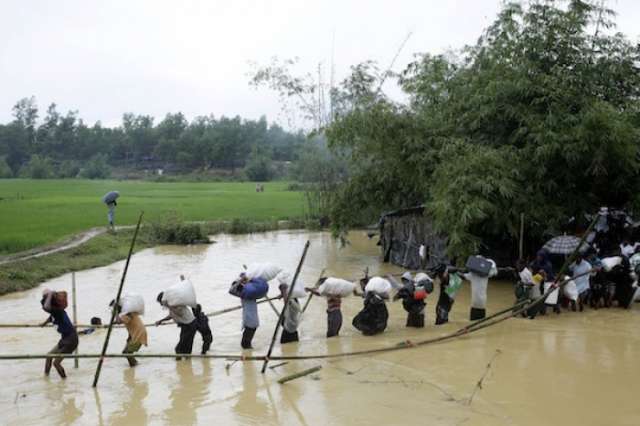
[119, 293, 145, 315]
[365, 276, 392, 298]
[163, 279, 197, 308]
[246, 262, 282, 281]
[601, 256, 623, 272]
[276, 271, 307, 299]
[318, 277, 354, 297]
[544, 282, 559, 305]
[562, 276, 578, 301]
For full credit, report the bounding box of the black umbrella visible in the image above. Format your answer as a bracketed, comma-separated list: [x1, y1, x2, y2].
[542, 235, 589, 255]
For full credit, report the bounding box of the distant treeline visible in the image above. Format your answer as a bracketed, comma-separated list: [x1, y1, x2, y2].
[0, 98, 307, 180]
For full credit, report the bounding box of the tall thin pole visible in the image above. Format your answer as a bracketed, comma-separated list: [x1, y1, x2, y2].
[519, 213, 525, 260]
[72, 272, 78, 369]
[92, 212, 144, 387]
[261, 240, 310, 373]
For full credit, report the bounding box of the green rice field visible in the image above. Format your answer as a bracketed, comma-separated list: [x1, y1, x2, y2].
[0, 179, 305, 254]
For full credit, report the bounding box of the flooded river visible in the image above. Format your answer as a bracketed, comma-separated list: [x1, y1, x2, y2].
[1, 230, 638, 425]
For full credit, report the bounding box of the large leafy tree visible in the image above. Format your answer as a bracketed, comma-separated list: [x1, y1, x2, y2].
[326, 0, 640, 258]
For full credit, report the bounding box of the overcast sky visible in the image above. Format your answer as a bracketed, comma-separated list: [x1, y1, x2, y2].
[1, 0, 638, 129]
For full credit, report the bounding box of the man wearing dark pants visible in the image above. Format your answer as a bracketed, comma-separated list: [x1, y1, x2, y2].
[156, 292, 197, 360]
[192, 304, 213, 354]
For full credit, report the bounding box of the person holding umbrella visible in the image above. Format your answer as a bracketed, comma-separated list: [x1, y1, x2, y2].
[102, 191, 119, 231]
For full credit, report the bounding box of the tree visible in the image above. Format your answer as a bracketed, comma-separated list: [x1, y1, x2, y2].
[80, 154, 111, 179]
[245, 146, 274, 181]
[325, 0, 640, 258]
[21, 155, 54, 179]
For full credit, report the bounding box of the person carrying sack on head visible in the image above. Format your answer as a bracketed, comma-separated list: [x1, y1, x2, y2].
[40, 289, 78, 379]
[110, 298, 147, 367]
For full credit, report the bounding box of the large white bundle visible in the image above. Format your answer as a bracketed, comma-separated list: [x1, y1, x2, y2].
[162, 279, 197, 308]
[543, 282, 559, 305]
[318, 277, 354, 297]
[562, 276, 578, 301]
[488, 259, 498, 278]
[246, 262, 282, 281]
[119, 293, 145, 315]
[365, 276, 392, 297]
[602, 256, 623, 272]
[276, 271, 307, 299]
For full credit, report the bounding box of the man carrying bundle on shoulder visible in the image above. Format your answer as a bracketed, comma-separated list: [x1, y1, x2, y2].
[156, 276, 199, 359]
[352, 276, 391, 336]
[392, 272, 433, 328]
[307, 276, 355, 338]
[229, 263, 279, 349]
[40, 289, 78, 379]
[276, 271, 303, 344]
[110, 294, 147, 367]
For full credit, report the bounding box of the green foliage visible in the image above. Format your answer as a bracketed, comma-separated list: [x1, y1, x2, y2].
[245, 147, 274, 181]
[325, 0, 640, 258]
[0, 101, 306, 178]
[80, 153, 111, 179]
[0, 179, 304, 254]
[20, 155, 54, 179]
[150, 212, 207, 244]
[57, 160, 80, 178]
[0, 157, 12, 178]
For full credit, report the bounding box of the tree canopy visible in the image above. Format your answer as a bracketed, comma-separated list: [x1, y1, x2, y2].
[326, 0, 640, 258]
[0, 101, 305, 180]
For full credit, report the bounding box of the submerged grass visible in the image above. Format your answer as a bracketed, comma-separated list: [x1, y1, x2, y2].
[0, 229, 153, 296]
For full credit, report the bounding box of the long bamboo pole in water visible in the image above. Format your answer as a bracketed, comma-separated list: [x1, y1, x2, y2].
[92, 212, 144, 388]
[72, 272, 78, 369]
[302, 268, 325, 313]
[261, 240, 310, 373]
[0, 296, 283, 329]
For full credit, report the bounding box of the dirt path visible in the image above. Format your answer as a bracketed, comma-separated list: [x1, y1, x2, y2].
[0, 227, 110, 265]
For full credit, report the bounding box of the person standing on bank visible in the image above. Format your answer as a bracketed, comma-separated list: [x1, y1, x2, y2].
[102, 191, 119, 232]
[40, 289, 78, 379]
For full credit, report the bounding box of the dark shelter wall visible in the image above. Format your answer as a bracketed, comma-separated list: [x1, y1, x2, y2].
[379, 206, 448, 270]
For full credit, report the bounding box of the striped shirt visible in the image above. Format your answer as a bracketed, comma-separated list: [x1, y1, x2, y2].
[327, 296, 342, 312]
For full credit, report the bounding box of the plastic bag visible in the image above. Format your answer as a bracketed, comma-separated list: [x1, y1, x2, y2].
[488, 259, 498, 278]
[365, 276, 392, 298]
[601, 256, 623, 272]
[242, 278, 269, 300]
[119, 293, 145, 315]
[246, 262, 282, 281]
[276, 271, 306, 299]
[163, 279, 197, 307]
[562, 277, 578, 301]
[543, 282, 559, 305]
[318, 277, 354, 297]
[445, 273, 463, 299]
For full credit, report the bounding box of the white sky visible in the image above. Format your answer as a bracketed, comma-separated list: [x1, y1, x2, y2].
[1, 0, 638, 129]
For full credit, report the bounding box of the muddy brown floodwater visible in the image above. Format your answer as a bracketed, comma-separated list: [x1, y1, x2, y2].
[0, 230, 638, 426]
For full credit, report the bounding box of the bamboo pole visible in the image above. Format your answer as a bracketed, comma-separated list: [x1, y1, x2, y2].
[519, 213, 525, 260]
[302, 268, 325, 313]
[277, 365, 322, 384]
[72, 272, 79, 368]
[261, 240, 310, 373]
[92, 212, 143, 388]
[0, 296, 283, 329]
[266, 298, 281, 317]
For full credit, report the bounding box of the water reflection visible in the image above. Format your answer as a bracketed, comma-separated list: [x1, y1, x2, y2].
[110, 368, 149, 426]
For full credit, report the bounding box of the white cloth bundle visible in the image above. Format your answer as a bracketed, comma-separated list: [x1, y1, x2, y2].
[276, 271, 306, 299]
[318, 277, 354, 297]
[162, 279, 197, 308]
[119, 293, 145, 315]
[488, 259, 498, 278]
[543, 282, 559, 305]
[601, 256, 623, 272]
[246, 262, 282, 281]
[364, 276, 392, 298]
[562, 276, 578, 301]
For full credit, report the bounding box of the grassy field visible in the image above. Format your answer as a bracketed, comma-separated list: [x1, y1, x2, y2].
[0, 179, 305, 254]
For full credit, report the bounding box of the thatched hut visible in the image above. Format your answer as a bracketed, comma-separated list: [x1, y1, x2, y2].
[378, 205, 448, 270]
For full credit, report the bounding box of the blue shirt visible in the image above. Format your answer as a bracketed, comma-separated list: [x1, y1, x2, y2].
[50, 309, 76, 338]
[241, 299, 259, 329]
